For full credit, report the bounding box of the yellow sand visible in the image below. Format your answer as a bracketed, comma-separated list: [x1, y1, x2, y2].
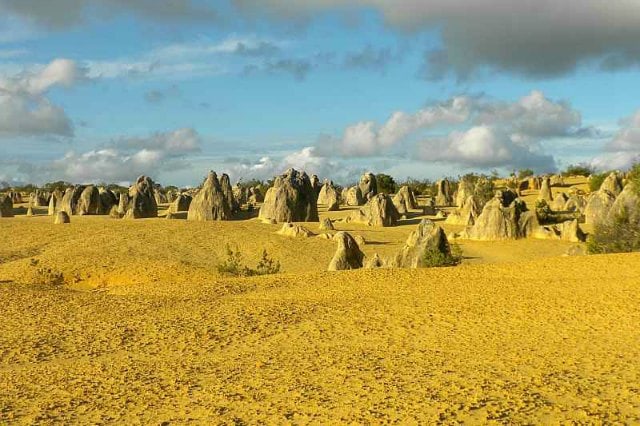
[1, 177, 639, 423]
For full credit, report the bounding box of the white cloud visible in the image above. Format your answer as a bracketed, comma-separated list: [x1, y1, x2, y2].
[588, 110, 640, 171]
[316, 96, 471, 156]
[28, 128, 202, 184]
[0, 58, 87, 138]
[319, 90, 582, 171]
[418, 125, 554, 169]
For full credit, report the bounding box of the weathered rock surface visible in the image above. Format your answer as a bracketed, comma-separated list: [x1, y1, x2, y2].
[435, 179, 453, 207]
[584, 190, 616, 225]
[125, 176, 158, 219]
[259, 169, 319, 223]
[393, 186, 418, 215]
[187, 172, 232, 221]
[395, 219, 451, 268]
[317, 180, 340, 211]
[327, 232, 364, 271]
[54, 211, 71, 224]
[358, 172, 377, 201]
[538, 177, 553, 202]
[348, 193, 399, 227]
[277, 222, 314, 238]
[0, 195, 13, 218]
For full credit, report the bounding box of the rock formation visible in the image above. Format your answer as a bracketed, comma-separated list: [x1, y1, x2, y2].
[154, 188, 168, 205]
[248, 187, 264, 204]
[538, 177, 553, 202]
[317, 180, 340, 211]
[607, 183, 640, 223]
[461, 191, 530, 240]
[310, 175, 322, 196]
[54, 211, 71, 224]
[584, 190, 616, 225]
[47, 189, 63, 216]
[30, 190, 49, 207]
[348, 193, 399, 227]
[117, 192, 129, 216]
[76, 186, 101, 215]
[99, 188, 118, 215]
[277, 222, 314, 238]
[342, 186, 364, 206]
[125, 176, 158, 219]
[393, 186, 418, 215]
[395, 219, 451, 268]
[233, 185, 247, 206]
[455, 178, 474, 207]
[258, 168, 319, 223]
[551, 192, 569, 211]
[187, 171, 232, 221]
[319, 218, 335, 231]
[435, 179, 453, 207]
[358, 172, 377, 201]
[170, 194, 192, 212]
[0, 195, 13, 218]
[327, 232, 365, 271]
[599, 172, 623, 196]
[445, 195, 479, 226]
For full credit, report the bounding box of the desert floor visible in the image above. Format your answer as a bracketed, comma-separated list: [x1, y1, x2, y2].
[1, 178, 639, 423]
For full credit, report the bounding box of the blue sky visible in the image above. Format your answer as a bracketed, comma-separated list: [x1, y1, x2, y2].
[1, 0, 640, 187]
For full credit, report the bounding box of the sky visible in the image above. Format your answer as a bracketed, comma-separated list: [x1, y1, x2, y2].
[1, 0, 640, 187]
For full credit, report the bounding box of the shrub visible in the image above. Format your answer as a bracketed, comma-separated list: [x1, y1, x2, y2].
[517, 168, 535, 179]
[535, 199, 552, 223]
[255, 249, 281, 275]
[28, 259, 65, 286]
[217, 244, 281, 277]
[563, 164, 595, 177]
[375, 173, 397, 194]
[399, 178, 434, 196]
[587, 207, 640, 254]
[421, 243, 463, 268]
[588, 172, 609, 193]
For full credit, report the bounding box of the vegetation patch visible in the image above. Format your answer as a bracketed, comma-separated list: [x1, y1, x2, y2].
[217, 245, 281, 277]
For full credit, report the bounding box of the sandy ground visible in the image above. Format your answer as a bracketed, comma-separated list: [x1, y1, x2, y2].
[1, 177, 639, 423]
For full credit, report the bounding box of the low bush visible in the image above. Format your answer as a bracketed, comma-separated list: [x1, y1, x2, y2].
[217, 245, 281, 277]
[421, 243, 463, 268]
[589, 172, 609, 193]
[587, 208, 640, 254]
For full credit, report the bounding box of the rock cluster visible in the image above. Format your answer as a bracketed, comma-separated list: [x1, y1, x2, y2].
[259, 168, 319, 223]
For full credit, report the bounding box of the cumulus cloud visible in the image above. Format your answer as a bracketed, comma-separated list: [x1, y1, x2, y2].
[418, 125, 555, 169]
[34, 128, 202, 184]
[0, 0, 217, 29]
[0, 59, 87, 138]
[316, 96, 471, 156]
[221, 147, 362, 184]
[233, 0, 640, 78]
[319, 90, 589, 172]
[588, 111, 640, 171]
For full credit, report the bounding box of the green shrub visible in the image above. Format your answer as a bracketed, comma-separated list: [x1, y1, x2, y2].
[28, 259, 65, 286]
[588, 172, 608, 192]
[517, 168, 535, 179]
[400, 178, 434, 195]
[421, 243, 463, 268]
[563, 164, 595, 177]
[375, 173, 397, 194]
[535, 199, 552, 223]
[217, 245, 281, 277]
[587, 208, 640, 254]
[255, 249, 281, 275]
